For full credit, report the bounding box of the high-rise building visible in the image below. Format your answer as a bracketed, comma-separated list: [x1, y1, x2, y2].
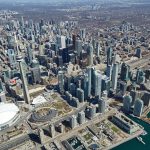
[56, 35, 66, 49]
[136, 69, 145, 84]
[78, 111, 85, 124]
[70, 115, 77, 129]
[106, 65, 112, 80]
[31, 59, 41, 84]
[69, 83, 76, 97]
[58, 71, 64, 94]
[120, 62, 130, 81]
[123, 95, 132, 112]
[49, 124, 55, 138]
[76, 88, 84, 103]
[93, 71, 102, 98]
[96, 42, 101, 57]
[107, 47, 113, 66]
[27, 45, 33, 65]
[87, 44, 93, 66]
[75, 39, 82, 57]
[87, 105, 96, 119]
[135, 47, 142, 58]
[86, 67, 92, 97]
[98, 98, 106, 114]
[7, 49, 17, 68]
[80, 28, 86, 39]
[101, 75, 110, 93]
[133, 98, 144, 117]
[112, 63, 119, 90]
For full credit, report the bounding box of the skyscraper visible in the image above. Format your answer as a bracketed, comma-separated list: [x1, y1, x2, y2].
[76, 88, 84, 103]
[56, 35, 66, 49]
[106, 65, 112, 80]
[98, 98, 106, 114]
[75, 39, 82, 57]
[120, 62, 130, 81]
[7, 49, 17, 68]
[86, 67, 92, 97]
[58, 71, 64, 94]
[93, 71, 102, 98]
[112, 63, 119, 90]
[87, 44, 93, 66]
[107, 47, 113, 66]
[78, 111, 85, 124]
[70, 115, 77, 129]
[123, 95, 132, 112]
[133, 98, 144, 117]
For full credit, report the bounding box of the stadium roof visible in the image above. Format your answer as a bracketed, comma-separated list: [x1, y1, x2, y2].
[0, 103, 19, 125]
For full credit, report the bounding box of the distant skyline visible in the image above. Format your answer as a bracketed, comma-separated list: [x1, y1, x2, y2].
[0, 0, 149, 3]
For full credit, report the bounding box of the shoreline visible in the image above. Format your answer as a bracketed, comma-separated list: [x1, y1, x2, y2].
[107, 129, 143, 150]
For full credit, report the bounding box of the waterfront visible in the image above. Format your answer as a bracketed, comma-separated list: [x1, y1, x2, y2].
[112, 113, 150, 150]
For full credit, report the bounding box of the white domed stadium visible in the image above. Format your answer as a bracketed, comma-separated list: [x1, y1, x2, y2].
[0, 103, 20, 131]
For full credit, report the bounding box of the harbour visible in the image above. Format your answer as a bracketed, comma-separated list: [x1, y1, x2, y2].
[112, 113, 150, 150]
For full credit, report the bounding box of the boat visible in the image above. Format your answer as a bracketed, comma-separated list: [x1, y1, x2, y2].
[141, 130, 147, 136]
[136, 136, 145, 145]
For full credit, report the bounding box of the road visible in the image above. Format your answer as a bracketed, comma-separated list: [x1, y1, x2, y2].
[127, 54, 150, 69]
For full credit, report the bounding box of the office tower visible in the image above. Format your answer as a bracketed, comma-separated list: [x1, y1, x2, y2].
[88, 105, 96, 119]
[66, 91, 72, 104]
[75, 39, 82, 57]
[27, 45, 33, 65]
[133, 98, 144, 117]
[107, 47, 113, 66]
[93, 71, 102, 98]
[101, 75, 110, 93]
[70, 83, 76, 97]
[141, 91, 150, 107]
[117, 80, 127, 96]
[49, 124, 55, 138]
[136, 69, 145, 84]
[57, 56, 63, 66]
[86, 67, 92, 97]
[112, 63, 119, 90]
[106, 65, 112, 80]
[120, 62, 130, 81]
[65, 75, 72, 91]
[7, 35, 15, 48]
[56, 35, 66, 49]
[58, 71, 64, 94]
[76, 88, 84, 103]
[7, 49, 17, 68]
[98, 98, 106, 114]
[135, 47, 142, 58]
[62, 48, 69, 63]
[70, 115, 77, 129]
[21, 16, 25, 28]
[31, 59, 41, 84]
[17, 55, 30, 104]
[72, 97, 79, 108]
[80, 28, 86, 39]
[78, 111, 85, 124]
[83, 73, 89, 100]
[123, 95, 132, 112]
[87, 44, 93, 66]
[96, 42, 101, 57]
